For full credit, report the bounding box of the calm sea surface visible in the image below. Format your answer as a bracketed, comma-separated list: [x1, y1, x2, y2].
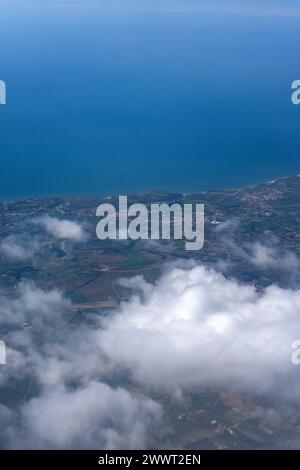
[0, 3, 300, 199]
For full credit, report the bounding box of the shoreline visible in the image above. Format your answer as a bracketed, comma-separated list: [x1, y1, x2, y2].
[1, 174, 299, 205]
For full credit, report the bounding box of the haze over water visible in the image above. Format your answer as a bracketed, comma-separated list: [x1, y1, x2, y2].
[1, 0, 300, 199]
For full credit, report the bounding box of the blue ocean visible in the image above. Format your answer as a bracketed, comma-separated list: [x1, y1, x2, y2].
[0, 0, 300, 199]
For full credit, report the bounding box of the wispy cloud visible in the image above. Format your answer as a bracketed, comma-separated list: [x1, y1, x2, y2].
[34, 216, 88, 242]
[0, 235, 39, 261]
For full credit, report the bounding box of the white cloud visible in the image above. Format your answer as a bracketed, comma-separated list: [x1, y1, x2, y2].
[0, 235, 38, 261]
[214, 217, 239, 234]
[214, 219, 300, 278]
[249, 241, 299, 272]
[34, 215, 87, 242]
[0, 282, 70, 387]
[2, 261, 300, 448]
[98, 262, 300, 397]
[0, 282, 69, 329]
[8, 382, 161, 450]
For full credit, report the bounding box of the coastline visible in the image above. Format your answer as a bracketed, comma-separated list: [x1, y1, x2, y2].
[1, 174, 299, 205]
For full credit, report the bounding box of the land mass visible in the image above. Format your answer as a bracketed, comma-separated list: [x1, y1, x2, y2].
[1, 175, 300, 449]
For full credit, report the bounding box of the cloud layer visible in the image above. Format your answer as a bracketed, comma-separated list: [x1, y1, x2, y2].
[8, 382, 161, 450]
[99, 262, 300, 397]
[1, 259, 300, 448]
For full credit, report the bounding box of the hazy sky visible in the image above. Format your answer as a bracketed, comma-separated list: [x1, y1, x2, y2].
[1, 0, 300, 16]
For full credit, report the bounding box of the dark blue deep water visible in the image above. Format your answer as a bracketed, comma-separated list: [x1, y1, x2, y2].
[1, 1, 300, 199]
